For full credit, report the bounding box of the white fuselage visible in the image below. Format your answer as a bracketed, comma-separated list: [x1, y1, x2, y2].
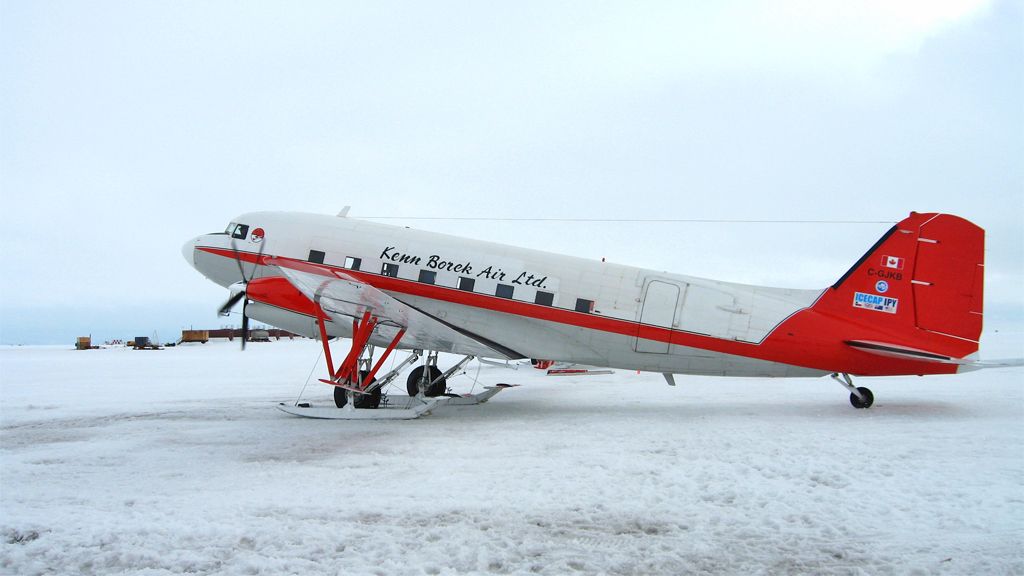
[184, 212, 828, 377]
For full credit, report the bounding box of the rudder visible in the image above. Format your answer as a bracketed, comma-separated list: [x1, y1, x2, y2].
[912, 214, 984, 342]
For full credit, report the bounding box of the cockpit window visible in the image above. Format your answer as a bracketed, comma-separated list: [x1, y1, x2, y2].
[230, 224, 249, 239]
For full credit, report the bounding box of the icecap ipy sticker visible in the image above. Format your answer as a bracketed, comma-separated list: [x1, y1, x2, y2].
[875, 280, 889, 293]
[853, 292, 898, 314]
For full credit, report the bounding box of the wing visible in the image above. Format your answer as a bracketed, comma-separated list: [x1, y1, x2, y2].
[264, 258, 521, 360]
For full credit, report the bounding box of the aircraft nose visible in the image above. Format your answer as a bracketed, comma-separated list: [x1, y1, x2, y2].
[182, 236, 199, 268]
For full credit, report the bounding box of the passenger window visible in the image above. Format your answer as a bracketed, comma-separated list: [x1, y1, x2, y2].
[381, 263, 399, 277]
[308, 250, 325, 264]
[458, 277, 475, 292]
[496, 284, 514, 299]
[232, 224, 249, 239]
[344, 256, 361, 271]
[418, 270, 436, 284]
[575, 298, 594, 313]
[535, 291, 554, 306]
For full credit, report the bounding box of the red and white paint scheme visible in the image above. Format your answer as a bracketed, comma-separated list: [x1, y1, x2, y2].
[182, 210, 1012, 416]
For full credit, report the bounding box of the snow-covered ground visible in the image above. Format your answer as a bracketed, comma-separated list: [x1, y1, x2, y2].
[1, 337, 1022, 575]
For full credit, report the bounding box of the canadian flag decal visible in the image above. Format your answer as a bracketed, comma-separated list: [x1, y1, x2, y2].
[881, 255, 904, 270]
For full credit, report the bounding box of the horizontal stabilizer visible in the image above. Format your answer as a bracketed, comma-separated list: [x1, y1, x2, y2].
[963, 358, 1024, 369]
[846, 340, 962, 364]
[846, 340, 1024, 370]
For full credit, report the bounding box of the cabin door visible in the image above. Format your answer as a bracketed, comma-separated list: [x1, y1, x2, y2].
[634, 279, 681, 353]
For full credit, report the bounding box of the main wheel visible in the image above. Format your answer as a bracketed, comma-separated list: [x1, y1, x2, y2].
[334, 371, 381, 409]
[406, 365, 445, 397]
[849, 387, 874, 409]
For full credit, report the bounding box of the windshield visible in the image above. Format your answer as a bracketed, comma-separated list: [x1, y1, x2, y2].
[228, 223, 249, 239]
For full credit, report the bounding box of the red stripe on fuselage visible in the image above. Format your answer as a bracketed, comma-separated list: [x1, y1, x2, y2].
[195, 246, 955, 376]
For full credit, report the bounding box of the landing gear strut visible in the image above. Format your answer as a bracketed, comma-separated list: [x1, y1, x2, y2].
[406, 352, 476, 397]
[280, 304, 507, 419]
[831, 373, 874, 409]
[315, 307, 405, 410]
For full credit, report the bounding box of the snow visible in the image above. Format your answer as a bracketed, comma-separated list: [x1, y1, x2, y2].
[1, 338, 1022, 575]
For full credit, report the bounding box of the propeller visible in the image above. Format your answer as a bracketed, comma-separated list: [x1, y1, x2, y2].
[216, 237, 266, 350]
[241, 299, 250, 351]
[217, 290, 246, 316]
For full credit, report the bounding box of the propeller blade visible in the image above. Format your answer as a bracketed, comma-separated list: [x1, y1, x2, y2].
[229, 239, 247, 283]
[218, 290, 246, 316]
[247, 238, 266, 283]
[224, 233, 264, 350]
[240, 301, 249, 351]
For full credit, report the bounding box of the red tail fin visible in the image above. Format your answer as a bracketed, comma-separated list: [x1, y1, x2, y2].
[814, 212, 984, 359]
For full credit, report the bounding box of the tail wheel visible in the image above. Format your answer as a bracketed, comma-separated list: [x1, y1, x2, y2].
[334, 370, 381, 409]
[849, 387, 874, 409]
[406, 365, 445, 397]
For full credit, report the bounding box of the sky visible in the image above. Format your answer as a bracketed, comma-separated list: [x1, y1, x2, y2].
[1, 0, 1021, 345]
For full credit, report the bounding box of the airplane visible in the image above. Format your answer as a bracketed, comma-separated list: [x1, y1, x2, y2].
[181, 210, 1010, 418]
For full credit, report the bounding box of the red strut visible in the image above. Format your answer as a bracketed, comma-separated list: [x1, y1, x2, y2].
[315, 305, 407, 394]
